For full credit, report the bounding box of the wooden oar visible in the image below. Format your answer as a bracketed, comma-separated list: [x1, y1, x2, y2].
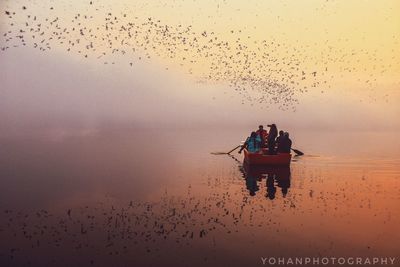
[227, 145, 242, 154]
[211, 145, 242, 155]
[291, 148, 304, 156]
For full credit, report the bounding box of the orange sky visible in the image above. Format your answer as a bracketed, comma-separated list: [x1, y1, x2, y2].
[0, 0, 399, 131]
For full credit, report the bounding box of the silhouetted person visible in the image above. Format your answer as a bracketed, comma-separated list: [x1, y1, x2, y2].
[239, 131, 262, 153]
[276, 130, 285, 151]
[277, 131, 292, 153]
[278, 132, 292, 153]
[267, 124, 278, 154]
[266, 174, 276, 200]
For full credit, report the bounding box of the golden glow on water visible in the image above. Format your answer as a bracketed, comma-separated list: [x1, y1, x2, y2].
[0, 130, 399, 266]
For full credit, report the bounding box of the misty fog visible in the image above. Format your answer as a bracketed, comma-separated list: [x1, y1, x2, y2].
[1, 47, 399, 137]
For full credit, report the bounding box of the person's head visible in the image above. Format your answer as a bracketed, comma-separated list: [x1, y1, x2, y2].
[284, 132, 289, 138]
[259, 125, 264, 131]
[250, 131, 257, 138]
[268, 124, 277, 133]
[279, 130, 284, 136]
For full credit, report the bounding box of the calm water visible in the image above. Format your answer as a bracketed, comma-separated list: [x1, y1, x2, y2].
[0, 128, 399, 267]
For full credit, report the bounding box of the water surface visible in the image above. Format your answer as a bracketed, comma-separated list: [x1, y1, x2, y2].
[0, 128, 399, 267]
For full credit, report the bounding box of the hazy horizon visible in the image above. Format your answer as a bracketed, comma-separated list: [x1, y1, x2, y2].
[1, 47, 399, 134]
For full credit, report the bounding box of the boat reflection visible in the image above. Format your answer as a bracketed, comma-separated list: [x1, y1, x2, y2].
[239, 162, 291, 199]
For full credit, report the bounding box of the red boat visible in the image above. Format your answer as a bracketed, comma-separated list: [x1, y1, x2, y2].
[243, 148, 291, 166]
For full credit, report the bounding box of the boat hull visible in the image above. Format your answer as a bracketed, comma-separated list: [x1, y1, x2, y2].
[243, 149, 291, 166]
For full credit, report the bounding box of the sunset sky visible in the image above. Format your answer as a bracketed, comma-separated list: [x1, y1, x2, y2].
[1, 0, 399, 132]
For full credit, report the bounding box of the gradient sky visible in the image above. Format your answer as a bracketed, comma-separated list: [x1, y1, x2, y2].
[1, 0, 399, 132]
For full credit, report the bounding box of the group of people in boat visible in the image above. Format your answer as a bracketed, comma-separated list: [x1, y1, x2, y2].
[239, 124, 292, 154]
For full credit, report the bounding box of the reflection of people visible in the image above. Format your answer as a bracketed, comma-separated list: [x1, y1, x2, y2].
[266, 174, 276, 200]
[240, 163, 291, 198]
[239, 166, 259, 196]
[275, 167, 291, 197]
[245, 172, 259, 196]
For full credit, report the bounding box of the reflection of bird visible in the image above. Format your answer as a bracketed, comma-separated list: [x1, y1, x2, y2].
[0, 186, 252, 265]
[0, 159, 385, 266]
[1, 1, 396, 107]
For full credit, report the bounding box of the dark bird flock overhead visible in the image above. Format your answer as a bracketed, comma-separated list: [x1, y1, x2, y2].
[1, 0, 399, 109]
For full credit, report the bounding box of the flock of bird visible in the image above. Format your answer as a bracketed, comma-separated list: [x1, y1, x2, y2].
[2, 0, 397, 109]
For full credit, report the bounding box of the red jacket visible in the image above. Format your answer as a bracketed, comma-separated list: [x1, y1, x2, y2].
[256, 129, 268, 142]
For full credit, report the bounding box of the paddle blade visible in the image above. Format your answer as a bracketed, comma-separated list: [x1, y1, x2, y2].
[211, 145, 242, 155]
[292, 148, 304, 156]
[210, 152, 228, 155]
